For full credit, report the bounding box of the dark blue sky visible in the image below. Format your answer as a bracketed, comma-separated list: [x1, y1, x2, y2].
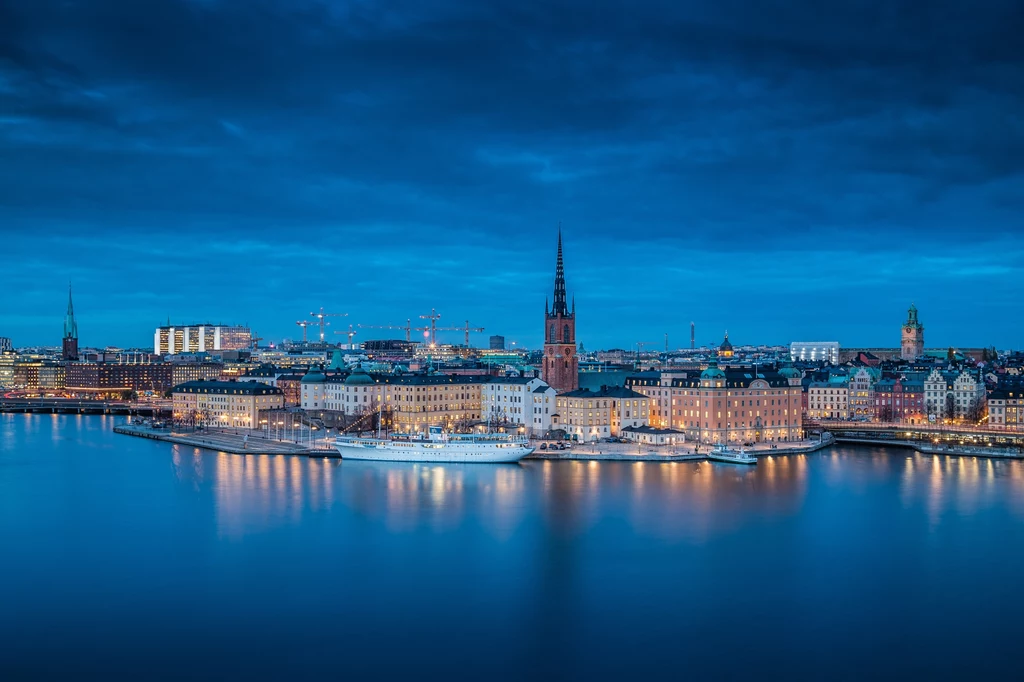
[2, 0, 1022, 350]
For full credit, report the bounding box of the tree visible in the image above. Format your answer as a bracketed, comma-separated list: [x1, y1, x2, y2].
[945, 393, 956, 422]
[947, 347, 957, 364]
[878, 404, 894, 423]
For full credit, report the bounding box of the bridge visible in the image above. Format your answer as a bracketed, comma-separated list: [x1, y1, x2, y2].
[0, 398, 166, 416]
[805, 420, 1024, 453]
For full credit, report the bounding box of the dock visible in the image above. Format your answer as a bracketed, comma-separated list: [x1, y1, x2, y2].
[113, 424, 335, 456]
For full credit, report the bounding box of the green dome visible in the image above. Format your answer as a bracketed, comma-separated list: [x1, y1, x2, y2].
[302, 367, 325, 383]
[345, 364, 374, 386]
[701, 357, 726, 380]
[780, 365, 801, 379]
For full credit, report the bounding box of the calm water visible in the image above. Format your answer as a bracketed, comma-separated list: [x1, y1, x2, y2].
[2, 415, 1023, 681]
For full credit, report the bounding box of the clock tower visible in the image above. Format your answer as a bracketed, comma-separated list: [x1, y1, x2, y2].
[542, 229, 578, 392]
[900, 303, 924, 361]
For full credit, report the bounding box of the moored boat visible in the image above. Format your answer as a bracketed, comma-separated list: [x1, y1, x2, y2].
[707, 443, 757, 465]
[335, 425, 534, 463]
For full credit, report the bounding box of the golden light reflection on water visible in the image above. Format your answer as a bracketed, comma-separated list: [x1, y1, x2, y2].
[172, 444, 1024, 539]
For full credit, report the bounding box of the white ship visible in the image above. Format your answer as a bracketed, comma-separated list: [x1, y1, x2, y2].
[706, 443, 758, 465]
[335, 425, 534, 463]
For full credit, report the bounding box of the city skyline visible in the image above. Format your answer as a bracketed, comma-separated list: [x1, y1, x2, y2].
[3, 0, 1023, 348]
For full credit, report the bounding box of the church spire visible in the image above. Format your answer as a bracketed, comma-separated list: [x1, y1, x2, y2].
[63, 284, 78, 340]
[551, 224, 569, 316]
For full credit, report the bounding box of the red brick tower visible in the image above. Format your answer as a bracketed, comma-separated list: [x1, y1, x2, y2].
[542, 229, 578, 392]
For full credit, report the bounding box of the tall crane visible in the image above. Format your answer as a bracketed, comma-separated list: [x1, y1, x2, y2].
[439, 320, 485, 347]
[333, 325, 358, 348]
[295, 320, 318, 343]
[250, 332, 264, 350]
[359, 319, 423, 342]
[419, 309, 443, 345]
[310, 307, 347, 343]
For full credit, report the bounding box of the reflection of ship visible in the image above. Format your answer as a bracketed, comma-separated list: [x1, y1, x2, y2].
[707, 444, 757, 465]
[335, 426, 534, 463]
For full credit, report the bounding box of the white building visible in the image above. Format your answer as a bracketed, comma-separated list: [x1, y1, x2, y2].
[790, 342, 840, 365]
[806, 378, 849, 420]
[924, 368, 986, 421]
[155, 324, 251, 355]
[481, 375, 556, 436]
[849, 367, 879, 419]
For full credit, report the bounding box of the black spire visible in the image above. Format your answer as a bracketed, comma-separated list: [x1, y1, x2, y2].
[551, 225, 568, 316]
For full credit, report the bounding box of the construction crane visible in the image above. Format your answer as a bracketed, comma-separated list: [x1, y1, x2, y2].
[295, 320, 318, 343]
[250, 332, 264, 350]
[309, 307, 347, 343]
[419, 309, 443, 345]
[441, 320, 484, 347]
[359, 319, 423, 342]
[333, 325, 358, 348]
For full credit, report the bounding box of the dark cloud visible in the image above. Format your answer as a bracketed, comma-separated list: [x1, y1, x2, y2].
[1, 0, 1022, 348]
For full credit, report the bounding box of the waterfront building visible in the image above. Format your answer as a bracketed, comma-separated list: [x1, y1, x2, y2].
[38, 363, 66, 392]
[172, 380, 284, 428]
[303, 366, 487, 434]
[624, 362, 803, 443]
[542, 230, 579, 393]
[481, 376, 554, 435]
[901, 304, 925, 361]
[988, 382, 1023, 430]
[666, 360, 802, 444]
[806, 378, 849, 420]
[62, 286, 79, 361]
[620, 425, 685, 446]
[489, 335, 505, 350]
[790, 341, 840, 365]
[154, 324, 252, 356]
[924, 368, 986, 422]
[553, 386, 650, 441]
[66, 362, 174, 396]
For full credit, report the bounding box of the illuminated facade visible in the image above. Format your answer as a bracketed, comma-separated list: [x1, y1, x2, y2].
[988, 385, 1023, 430]
[66, 362, 174, 394]
[154, 324, 252, 355]
[303, 366, 487, 434]
[542, 230, 579, 393]
[806, 379, 849, 420]
[554, 386, 650, 440]
[172, 380, 284, 428]
[627, 359, 803, 444]
[790, 341, 840, 365]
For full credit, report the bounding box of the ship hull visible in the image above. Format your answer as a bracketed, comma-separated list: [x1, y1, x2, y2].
[706, 451, 758, 465]
[335, 440, 534, 463]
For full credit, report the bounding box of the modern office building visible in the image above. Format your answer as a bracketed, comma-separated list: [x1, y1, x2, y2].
[790, 341, 840, 365]
[0, 337, 11, 353]
[489, 335, 505, 350]
[154, 324, 252, 355]
[66, 362, 174, 395]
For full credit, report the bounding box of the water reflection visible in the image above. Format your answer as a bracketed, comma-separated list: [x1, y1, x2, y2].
[166, 444, 1024, 540]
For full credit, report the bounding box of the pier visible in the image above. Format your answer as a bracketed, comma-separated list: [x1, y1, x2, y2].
[1, 398, 160, 416]
[113, 424, 334, 456]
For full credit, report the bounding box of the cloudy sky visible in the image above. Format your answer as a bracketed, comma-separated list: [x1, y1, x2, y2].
[2, 0, 1022, 350]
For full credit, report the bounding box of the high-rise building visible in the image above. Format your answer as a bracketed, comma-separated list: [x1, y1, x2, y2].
[541, 229, 578, 393]
[0, 337, 11, 353]
[62, 285, 79, 361]
[901, 304, 924, 361]
[154, 324, 252, 355]
[489, 335, 505, 350]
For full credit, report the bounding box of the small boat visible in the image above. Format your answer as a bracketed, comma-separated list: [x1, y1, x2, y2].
[706, 443, 757, 465]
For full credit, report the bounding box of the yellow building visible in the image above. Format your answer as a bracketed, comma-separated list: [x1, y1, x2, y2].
[303, 366, 487, 434]
[172, 380, 284, 429]
[554, 386, 650, 440]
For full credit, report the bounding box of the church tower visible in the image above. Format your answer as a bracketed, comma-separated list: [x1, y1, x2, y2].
[62, 284, 79, 361]
[901, 303, 924, 361]
[542, 228, 578, 392]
